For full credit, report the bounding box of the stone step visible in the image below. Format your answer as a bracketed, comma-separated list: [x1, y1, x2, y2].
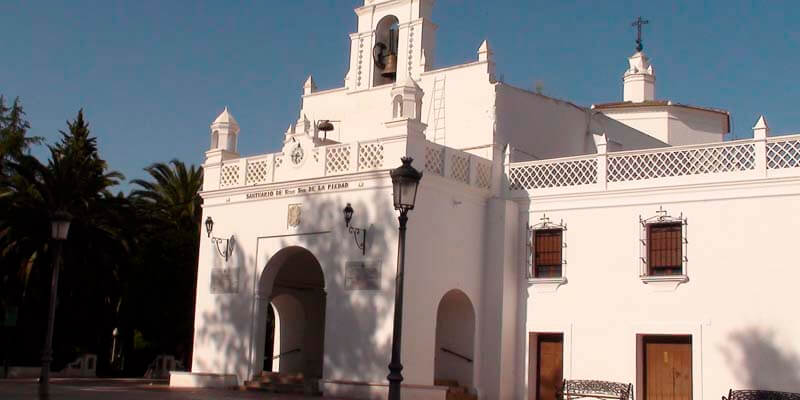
[435, 379, 460, 387]
[447, 392, 478, 400]
[244, 381, 315, 395]
[255, 371, 304, 384]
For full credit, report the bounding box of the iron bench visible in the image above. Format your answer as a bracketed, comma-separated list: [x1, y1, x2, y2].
[557, 379, 634, 400]
[723, 390, 800, 400]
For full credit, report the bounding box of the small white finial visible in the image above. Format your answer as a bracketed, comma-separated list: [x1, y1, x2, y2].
[753, 115, 770, 139]
[478, 39, 493, 62]
[303, 75, 317, 95]
[593, 133, 608, 154]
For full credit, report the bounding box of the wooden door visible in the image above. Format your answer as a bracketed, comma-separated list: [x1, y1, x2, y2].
[537, 334, 563, 400]
[644, 336, 692, 400]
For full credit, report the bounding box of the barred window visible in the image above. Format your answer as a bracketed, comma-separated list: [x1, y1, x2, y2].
[647, 223, 682, 276]
[534, 229, 563, 278]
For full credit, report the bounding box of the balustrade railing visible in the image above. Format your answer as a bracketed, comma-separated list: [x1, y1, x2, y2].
[212, 137, 492, 191]
[508, 134, 800, 192]
[423, 141, 493, 189]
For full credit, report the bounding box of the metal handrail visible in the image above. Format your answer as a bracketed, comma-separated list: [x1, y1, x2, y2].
[440, 347, 472, 363]
[272, 348, 301, 360]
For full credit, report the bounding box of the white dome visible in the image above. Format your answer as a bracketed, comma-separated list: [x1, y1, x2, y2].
[213, 107, 238, 125]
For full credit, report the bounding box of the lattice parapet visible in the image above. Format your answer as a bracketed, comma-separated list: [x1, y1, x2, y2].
[767, 137, 800, 169]
[274, 155, 284, 170]
[425, 145, 444, 176]
[475, 161, 491, 189]
[509, 157, 597, 190]
[449, 153, 470, 184]
[608, 142, 755, 182]
[358, 142, 384, 170]
[326, 144, 352, 174]
[219, 163, 240, 188]
[245, 158, 271, 185]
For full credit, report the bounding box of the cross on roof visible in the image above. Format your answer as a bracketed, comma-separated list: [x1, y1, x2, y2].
[631, 16, 649, 52]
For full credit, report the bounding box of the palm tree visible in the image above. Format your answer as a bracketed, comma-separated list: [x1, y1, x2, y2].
[127, 159, 203, 369]
[131, 160, 203, 228]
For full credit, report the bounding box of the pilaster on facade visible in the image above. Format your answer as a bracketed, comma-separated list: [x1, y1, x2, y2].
[753, 115, 770, 177]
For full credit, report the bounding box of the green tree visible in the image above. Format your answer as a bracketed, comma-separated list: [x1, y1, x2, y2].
[126, 160, 203, 370]
[0, 109, 130, 370]
[131, 160, 203, 227]
[0, 96, 42, 175]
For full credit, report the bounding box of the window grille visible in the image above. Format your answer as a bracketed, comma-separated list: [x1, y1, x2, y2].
[527, 215, 567, 280]
[639, 207, 688, 278]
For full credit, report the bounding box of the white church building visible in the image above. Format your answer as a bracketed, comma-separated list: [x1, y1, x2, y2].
[170, 1, 800, 399]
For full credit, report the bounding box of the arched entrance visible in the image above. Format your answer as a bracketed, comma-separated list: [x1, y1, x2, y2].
[255, 246, 326, 383]
[434, 289, 476, 390]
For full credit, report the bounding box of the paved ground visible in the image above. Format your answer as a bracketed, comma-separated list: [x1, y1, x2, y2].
[0, 379, 355, 400]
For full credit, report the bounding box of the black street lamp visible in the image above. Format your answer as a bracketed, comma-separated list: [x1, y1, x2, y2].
[387, 157, 422, 400]
[40, 211, 71, 398]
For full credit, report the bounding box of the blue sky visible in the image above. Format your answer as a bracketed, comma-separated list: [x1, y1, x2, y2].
[2, 0, 798, 190]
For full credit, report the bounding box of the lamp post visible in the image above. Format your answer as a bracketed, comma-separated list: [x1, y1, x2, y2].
[111, 328, 119, 365]
[387, 157, 422, 400]
[40, 211, 71, 398]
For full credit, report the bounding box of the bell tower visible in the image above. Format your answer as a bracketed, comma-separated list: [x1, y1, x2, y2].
[346, 0, 437, 91]
[205, 107, 240, 166]
[209, 107, 239, 155]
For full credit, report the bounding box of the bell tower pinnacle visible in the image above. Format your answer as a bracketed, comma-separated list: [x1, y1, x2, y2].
[623, 17, 655, 103]
[346, 0, 436, 91]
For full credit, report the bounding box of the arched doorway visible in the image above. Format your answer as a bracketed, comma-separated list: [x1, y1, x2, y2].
[434, 289, 476, 390]
[256, 246, 326, 382]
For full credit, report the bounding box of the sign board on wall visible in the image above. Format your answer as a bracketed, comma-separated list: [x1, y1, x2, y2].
[245, 181, 352, 201]
[210, 268, 240, 294]
[345, 260, 381, 290]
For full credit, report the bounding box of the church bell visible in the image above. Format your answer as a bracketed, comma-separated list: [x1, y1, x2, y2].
[382, 53, 398, 79]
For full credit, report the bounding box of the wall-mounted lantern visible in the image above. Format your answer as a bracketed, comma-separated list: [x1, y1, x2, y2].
[205, 216, 235, 261]
[343, 203, 367, 255]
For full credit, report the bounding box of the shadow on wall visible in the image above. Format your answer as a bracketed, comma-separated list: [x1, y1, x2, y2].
[721, 327, 800, 391]
[194, 183, 401, 384]
[194, 242, 251, 377]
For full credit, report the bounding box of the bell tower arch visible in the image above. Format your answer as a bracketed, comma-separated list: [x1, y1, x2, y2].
[346, 0, 437, 91]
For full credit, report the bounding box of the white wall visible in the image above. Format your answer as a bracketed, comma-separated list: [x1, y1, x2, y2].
[667, 107, 727, 145]
[191, 177, 402, 385]
[495, 85, 666, 162]
[434, 289, 477, 387]
[602, 106, 727, 146]
[520, 177, 800, 399]
[271, 294, 305, 374]
[191, 162, 492, 400]
[301, 61, 495, 152]
[402, 173, 489, 389]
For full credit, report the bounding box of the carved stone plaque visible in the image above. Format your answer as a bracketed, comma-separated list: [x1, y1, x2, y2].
[287, 204, 302, 228]
[345, 260, 381, 290]
[210, 267, 239, 294]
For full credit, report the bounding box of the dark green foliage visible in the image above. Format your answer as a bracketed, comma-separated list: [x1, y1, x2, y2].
[126, 160, 203, 372]
[1, 108, 130, 372]
[0, 96, 43, 176]
[0, 98, 202, 376]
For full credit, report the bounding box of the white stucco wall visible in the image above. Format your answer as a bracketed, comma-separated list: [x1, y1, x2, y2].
[300, 61, 496, 152]
[402, 173, 489, 391]
[520, 177, 800, 399]
[601, 106, 727, 146]
[190, 177, 402, 385]
[495, 85, 666, 162]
